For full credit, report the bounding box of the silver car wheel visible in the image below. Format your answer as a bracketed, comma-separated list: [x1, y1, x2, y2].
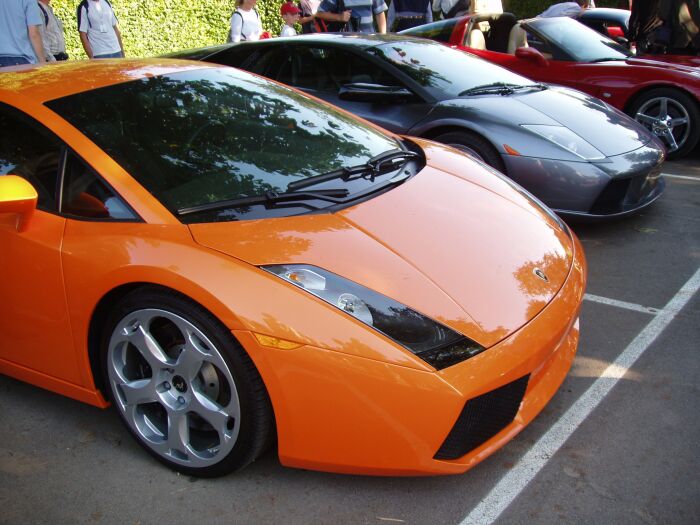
[107, 308, 241, 468]
[635, 96, 690, 153]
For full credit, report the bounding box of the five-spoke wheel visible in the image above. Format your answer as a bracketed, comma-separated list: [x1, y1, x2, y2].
[631, 88, 700, 159]
[102, 288, 273, 477]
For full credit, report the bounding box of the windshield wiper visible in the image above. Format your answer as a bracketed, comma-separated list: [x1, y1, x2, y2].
[459, 82, 518, 96]
[587, 57, 628, 63]
[176, 188, 350, 217]
[513, 83, 549, 92]
[287, 149, 419, 192]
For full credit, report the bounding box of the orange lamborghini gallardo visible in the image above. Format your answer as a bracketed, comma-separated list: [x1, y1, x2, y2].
[0, 59, 585, 477]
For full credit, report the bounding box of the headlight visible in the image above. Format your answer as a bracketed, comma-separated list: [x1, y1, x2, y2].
[521, 124, 606, 161]
[261, 264, 485, 370]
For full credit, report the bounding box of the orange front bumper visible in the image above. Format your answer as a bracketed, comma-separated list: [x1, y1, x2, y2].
[235, 235, 586, 476]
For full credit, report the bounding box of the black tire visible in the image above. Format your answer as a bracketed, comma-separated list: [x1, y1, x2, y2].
[628, 87, 700, 160]
[433, 130, 506, 174]
[100, 286, 273, 477]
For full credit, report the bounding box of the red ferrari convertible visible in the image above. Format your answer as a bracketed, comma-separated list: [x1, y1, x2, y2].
[401, 14, 700, 159]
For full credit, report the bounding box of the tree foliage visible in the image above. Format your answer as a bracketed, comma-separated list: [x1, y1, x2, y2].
[52, 0, 289, 59]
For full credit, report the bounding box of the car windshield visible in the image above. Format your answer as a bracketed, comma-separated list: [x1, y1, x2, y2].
[528, 17, 632, 62]
[370, 40, 535, 99]
[46, 67, 401, 222]
[398, 18, 462, 43]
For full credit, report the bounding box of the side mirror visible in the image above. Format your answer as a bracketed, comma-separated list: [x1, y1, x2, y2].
[339, 83, 415, 103]
[515, 47, 549, 67]
[0, 175, 38, 232]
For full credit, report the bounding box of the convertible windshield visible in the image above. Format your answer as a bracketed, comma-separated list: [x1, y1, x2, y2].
[46, 67, 401, 222]
[370, 40, 535, 99]
[528, 17, 632, 62]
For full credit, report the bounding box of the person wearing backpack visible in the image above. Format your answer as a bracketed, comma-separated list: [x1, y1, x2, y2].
[38, 0, 67, 61]
[315, 0, 388, 33]
[387, 0, 433, 31]
[432, 0, 469, 20]
[229, 0, 263, 42]
[298, 0, 321, 34]
[76, 0, 124, 59]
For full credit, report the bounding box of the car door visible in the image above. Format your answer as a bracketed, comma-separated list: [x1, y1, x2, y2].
[0, 104, 138, 388]
[0, 105, 80, 383]
[250, 45, 433, 135]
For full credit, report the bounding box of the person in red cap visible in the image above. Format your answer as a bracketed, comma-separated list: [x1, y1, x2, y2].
[280, 2, 301, 36]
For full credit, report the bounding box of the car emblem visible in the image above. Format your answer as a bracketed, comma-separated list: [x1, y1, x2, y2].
[533, 268, 549, 283]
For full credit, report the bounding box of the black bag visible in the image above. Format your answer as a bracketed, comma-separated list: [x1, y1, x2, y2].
[314, 0, 353, 32]
[445, 0, 470, 19]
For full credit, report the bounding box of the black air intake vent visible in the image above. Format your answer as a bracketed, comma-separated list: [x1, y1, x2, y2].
[434, 374, 530, 460]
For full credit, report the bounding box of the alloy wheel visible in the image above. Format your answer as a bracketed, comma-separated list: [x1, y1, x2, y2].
[635, 96, 691, 153]
[107, 308, 241, 468]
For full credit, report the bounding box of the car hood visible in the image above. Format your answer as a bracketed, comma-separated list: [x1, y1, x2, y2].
[626, 56, 700, 73]
[188, 140, 575, 348]
[445, 86, 651, 157]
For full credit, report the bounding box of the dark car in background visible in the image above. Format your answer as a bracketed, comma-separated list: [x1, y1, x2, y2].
[578, 7, 700, 67]
[169, 34, 665, 220]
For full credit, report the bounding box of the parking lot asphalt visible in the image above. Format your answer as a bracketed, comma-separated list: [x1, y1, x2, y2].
[1, 153, 698, 525]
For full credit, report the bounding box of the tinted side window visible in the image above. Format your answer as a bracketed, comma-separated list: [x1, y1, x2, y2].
[294, 47, 403, 93]
[249, 48, 293, 79]
[215, 45, 258, 68]
[61, 152, 136, 220]
[0, 105, 61, 212]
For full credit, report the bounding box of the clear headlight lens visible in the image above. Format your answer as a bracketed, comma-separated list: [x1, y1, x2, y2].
[262, 264, 485, 370]
[522, 124, 606, 161]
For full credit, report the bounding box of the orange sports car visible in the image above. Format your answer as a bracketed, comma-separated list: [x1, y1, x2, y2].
[0, 59, 586, 477]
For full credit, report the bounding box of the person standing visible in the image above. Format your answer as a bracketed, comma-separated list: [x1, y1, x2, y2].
[315, 0, 388, 33]
[0, 0, 47, 67]
[388, 0, 432, 31]
[432, 0, 469, 20]
[77, 0, 125, 59]
[298, 0, 321, 33]
[537, 1, 587, 18]
[280, 2, 301, 36]
[229, 0, 263, 42]
[38, 0, 68, 61]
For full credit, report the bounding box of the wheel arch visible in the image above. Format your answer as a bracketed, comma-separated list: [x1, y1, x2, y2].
[419, 124, 502, 151]
[86, 281, 251, 398]
[623, 84, 700, 115]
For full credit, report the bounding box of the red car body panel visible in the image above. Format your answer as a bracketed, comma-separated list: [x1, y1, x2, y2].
[440, 15, 700, 114]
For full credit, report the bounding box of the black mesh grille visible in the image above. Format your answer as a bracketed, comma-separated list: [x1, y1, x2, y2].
[590, 165, 662, 215]
[434, 375, 530, 460]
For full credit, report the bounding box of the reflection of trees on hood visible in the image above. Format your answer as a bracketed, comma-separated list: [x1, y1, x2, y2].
[48, 71, 380, 210]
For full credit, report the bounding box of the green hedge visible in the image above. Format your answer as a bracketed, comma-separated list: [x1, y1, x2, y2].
[52, 0, 289, 59]
[51, 0, 625, 59]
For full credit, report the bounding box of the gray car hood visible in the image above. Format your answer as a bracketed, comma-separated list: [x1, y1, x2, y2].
[442, 85, 652, 157]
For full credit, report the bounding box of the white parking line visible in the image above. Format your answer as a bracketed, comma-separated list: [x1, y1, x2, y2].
[583, 293, 660, 315]
[662, 173, 700, 182]
[461, 266, 700, 525]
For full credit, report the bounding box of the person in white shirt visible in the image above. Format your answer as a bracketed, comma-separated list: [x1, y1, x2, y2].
[280, 2, 300, 37]
[77, 0, 124, 59]
[538, 1, 591, 18]
[229, 0, 263, 42]
[38, 0, 67, 61]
